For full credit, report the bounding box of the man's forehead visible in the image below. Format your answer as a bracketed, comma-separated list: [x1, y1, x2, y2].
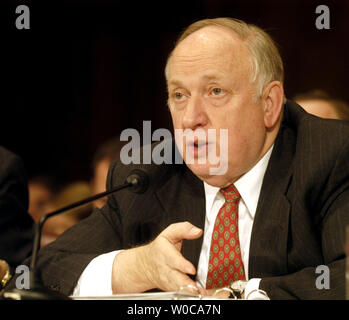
[182, 25, 242, 46]
[174, 26, 243, 56]
[167, 26, 250, 81]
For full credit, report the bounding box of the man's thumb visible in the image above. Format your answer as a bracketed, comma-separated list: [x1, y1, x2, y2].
[162, 221, 203, 243]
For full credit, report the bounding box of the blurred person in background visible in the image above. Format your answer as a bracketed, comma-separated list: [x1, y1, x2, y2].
[41, 181, 93, 247]
[0, 146, 33, 274]
[294, 89, 349, 121]
[90, 136, 125, 208]
[28, 175, 57, 224]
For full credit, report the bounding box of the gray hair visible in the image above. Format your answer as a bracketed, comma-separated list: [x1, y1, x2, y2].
[165, 17, 284, 100]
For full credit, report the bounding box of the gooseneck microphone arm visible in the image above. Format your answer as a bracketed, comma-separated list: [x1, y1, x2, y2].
[29, 181, 132, 277]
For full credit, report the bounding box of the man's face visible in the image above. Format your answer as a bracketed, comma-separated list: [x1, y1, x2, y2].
[167, 26, 270, 187]
[28, 182, 52, 222]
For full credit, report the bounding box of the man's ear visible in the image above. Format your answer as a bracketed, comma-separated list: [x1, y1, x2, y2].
[262, 81, 284, 129]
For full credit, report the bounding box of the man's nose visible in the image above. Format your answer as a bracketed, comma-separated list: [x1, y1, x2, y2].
[182, 95, 208, 129]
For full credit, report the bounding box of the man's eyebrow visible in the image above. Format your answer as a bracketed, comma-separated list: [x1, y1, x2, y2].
[167, 79, 184, 87]
[202, 74, 223, 82]
[167, 75, 222, 87]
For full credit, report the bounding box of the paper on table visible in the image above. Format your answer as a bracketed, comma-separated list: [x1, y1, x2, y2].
[70, 291, 235, 300]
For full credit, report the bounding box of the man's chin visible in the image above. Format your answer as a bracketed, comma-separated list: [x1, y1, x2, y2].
[186, 164, 231, 188]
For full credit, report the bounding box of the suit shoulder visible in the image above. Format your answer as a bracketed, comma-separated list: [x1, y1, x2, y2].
[106, 140, 183, 190]
[284, 101, 349, 151]
[0, 146, 25, 181]
[299, 113, 349, 151]
[0, 146, 20, 164]
[108, 159, 180, 191]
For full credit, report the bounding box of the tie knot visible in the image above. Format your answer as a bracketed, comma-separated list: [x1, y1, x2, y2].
[220, 185, 240, 203]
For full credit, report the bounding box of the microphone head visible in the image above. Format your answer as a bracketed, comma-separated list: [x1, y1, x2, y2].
[125, 169, 149, 194]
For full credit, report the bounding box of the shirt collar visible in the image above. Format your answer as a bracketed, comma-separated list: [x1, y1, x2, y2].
[204, 145, 274, 219]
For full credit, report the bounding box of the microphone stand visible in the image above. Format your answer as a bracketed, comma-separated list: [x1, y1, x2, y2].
[2, 169, 148, 300]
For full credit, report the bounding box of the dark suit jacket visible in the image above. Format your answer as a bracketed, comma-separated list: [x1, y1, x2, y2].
[0, 146, 34, 270]
[33, 100, 349, 299]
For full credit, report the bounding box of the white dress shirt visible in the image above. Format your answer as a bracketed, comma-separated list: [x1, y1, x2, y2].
[73, 146, 274, 298]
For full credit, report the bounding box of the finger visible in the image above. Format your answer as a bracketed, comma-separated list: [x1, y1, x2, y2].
[198, 287, 209, 296]
[161, 221, 203, 244]
[161, 240, 197, 275]
[159, 268, 199, 292]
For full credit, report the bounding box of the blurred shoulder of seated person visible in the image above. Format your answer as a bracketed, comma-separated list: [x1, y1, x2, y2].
[90, 136, 125, 209]
[28, 175, 57, 223]
[294, 89, 349, 121]
[41, 181, 93, 247]
[0, 146, 34, 270]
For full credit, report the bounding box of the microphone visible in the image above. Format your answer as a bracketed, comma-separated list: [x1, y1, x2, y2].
[2, 169, 149, 300]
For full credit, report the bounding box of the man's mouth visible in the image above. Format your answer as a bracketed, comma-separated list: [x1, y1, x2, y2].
[193, 141, 205, 147]
[186, 138, 209, 158]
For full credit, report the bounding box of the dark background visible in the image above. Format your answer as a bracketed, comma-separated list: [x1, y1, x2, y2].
[1, 0, 348, 185]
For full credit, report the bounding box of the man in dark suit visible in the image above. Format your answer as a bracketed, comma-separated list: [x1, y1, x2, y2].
[0, 146, 34, 271]
[26, 18, 349, 299]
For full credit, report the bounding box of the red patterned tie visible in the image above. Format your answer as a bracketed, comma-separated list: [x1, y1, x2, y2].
[206, 185, 245, 289]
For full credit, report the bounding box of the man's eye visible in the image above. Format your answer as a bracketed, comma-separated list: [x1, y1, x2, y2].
[212, 88, 224, 96]
[174, 92, 184, 100]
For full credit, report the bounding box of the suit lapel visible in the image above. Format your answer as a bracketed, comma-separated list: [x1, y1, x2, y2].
[249, 119, 295, 278]
[155, 165, 206, 269]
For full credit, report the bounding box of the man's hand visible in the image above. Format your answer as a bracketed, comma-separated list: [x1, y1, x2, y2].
[111, 221, 203, 294]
